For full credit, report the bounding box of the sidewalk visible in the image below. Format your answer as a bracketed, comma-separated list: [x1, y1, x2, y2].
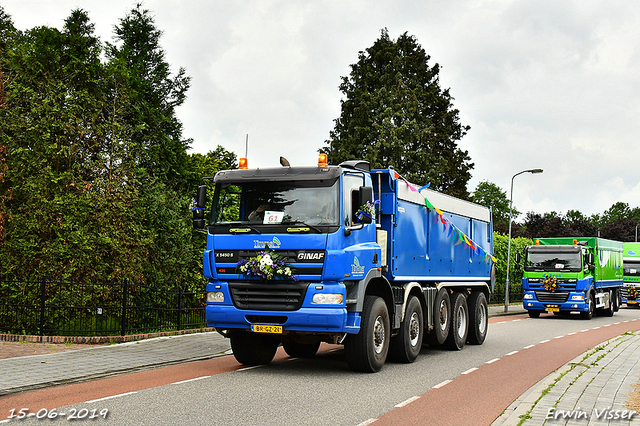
[493, 331, 640, 426]
[0, 332, 231, 397]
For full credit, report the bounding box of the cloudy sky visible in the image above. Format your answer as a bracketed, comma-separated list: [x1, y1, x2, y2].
[3, 0, 640, 219]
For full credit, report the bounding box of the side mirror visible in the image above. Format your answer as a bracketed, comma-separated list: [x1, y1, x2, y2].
[192, 185, 207, 229]
[515, 252, 521, 264]
[587, 253, 594, 265]
[359, 186, 374, 205]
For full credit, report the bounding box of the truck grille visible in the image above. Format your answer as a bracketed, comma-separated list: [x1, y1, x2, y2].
[229, 281, 308, 311]
[535, 291, 569, 303]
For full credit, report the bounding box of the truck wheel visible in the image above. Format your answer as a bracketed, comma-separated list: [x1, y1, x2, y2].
[580, 293, 594, 320]
[283, 341, 320, 358]
[528, 311, 541, 318]
[389, 296, 423, 363]
[229, 329, 279, 366]
[467, 291, 488, 345]
[427, 288, 451, 347]
[344, 295, 390, 373]
[601, 290, 615, 317]
[445, 292, 468, 351]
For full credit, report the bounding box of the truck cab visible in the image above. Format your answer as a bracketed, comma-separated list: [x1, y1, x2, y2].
[193, 156, 494, 372]
[521, 237, 622, 319]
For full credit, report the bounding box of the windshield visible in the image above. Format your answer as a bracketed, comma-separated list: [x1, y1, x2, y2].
[624, 259, 640, 276]
[525, 247, 583, 272]
[210, 178, 339, 227]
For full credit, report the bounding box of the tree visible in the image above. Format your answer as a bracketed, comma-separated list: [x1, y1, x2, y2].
[321, 29, 473, 199]
[472, 181, 518, 234]
[107, 4, 192, 192]
[563, 209, 597, 237]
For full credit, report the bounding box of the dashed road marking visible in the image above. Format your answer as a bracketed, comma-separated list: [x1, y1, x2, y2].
[85, 391, 137, 403]
[171, 376, 211, 385]
[433, 380, 452, 389]
[395, 396, 420, 408]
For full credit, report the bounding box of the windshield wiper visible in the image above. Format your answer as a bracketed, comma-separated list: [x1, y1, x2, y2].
[224, 222, 262, 234]
[286, 221, 323, 233]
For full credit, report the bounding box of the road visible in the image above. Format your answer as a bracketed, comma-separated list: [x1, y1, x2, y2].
[4, 308, 640, 426]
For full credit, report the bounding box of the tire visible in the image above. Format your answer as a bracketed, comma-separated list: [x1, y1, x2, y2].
[580, 293, 594, 320]
[229, 329, 279, 366]
[283, 341, 320, 358]
[467, 291, 488, 345]
[613, 289, 620, 312]
[427, 288, 451, 347]
[389, 296, 423, 363]
[601, 290, 615, 317]
[445, 292, 468, 351]
[528, 310, 541, 318]
[344, 296, 390, 373]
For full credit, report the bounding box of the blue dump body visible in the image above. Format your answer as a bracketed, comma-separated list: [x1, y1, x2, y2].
[195, 162, 494, 371]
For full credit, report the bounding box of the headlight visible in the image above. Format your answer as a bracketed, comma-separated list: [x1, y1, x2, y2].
[571, 295, 584, 301]
[207, 292, 225, 302]
[312, 293, 344, 304]
[524, 294, 534, 299]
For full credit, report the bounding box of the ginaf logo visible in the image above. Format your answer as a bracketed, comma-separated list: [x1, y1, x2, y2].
[352, 256, 365, 276]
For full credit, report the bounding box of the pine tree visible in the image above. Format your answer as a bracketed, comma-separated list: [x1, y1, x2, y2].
[322, 29, 473, 199]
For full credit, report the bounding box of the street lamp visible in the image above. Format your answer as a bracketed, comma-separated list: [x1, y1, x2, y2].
[505, 168, 543, 313]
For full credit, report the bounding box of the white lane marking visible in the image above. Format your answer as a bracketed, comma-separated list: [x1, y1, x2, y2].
[462, 367, 478, 375]
[171, 376, 211, 385]
[85, 391, 137, 403]
[433, 380, 452, 389]
[395, 396, 420, 408]
[486, 358, 500, 364]
[237, 365, 262, 371]
[554, 335, 564, 339]
[506, 350, 519, 356]
[356, 419, 377, 426]
[539, 339, 550, 344]
[524, 344, 535, 349]
[567, 332, 577, 336]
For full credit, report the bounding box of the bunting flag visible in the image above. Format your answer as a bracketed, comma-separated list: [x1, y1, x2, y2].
[391, 170, 497, 264]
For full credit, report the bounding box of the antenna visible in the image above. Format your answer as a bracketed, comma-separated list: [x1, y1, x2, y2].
[245, 134, 249, 159]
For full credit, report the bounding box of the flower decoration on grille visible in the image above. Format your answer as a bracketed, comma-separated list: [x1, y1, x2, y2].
[357, 200, 380, 222]
[543, 274, 558, 292]
[236, 245, 298, 282]
[628, 286, 639, 300]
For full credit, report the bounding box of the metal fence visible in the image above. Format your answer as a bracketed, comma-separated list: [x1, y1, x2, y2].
[0, 277, 207, 337]
[490, 285, 524, 306]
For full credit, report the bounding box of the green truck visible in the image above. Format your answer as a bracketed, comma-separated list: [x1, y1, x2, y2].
[622, 242, 640, 307]
[520, 237, 623, 319]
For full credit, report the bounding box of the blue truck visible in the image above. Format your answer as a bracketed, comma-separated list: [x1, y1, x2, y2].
[519, 237, 623, 319]
[192, 157, 495, 372]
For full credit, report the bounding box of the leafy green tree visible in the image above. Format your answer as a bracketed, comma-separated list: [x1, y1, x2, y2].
[472, 181, 518, 234]
[107, 4, 192, 192]
[493, 233, 532, 301]
[321, 29, 473, 199]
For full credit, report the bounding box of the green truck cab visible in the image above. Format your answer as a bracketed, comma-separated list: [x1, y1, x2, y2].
[520, 237, 623, 319]
[622, 242, 640, 306]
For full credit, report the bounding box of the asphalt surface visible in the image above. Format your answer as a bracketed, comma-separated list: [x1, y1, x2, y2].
[1, 304, 639, 425]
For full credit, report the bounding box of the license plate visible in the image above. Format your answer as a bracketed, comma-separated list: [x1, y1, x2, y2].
[546, 307, 559, 312]
[252, 324, 282, 334]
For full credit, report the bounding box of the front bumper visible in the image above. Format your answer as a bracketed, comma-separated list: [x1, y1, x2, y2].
[522, 290, 589, 313]
[205, 305, 361, 334]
